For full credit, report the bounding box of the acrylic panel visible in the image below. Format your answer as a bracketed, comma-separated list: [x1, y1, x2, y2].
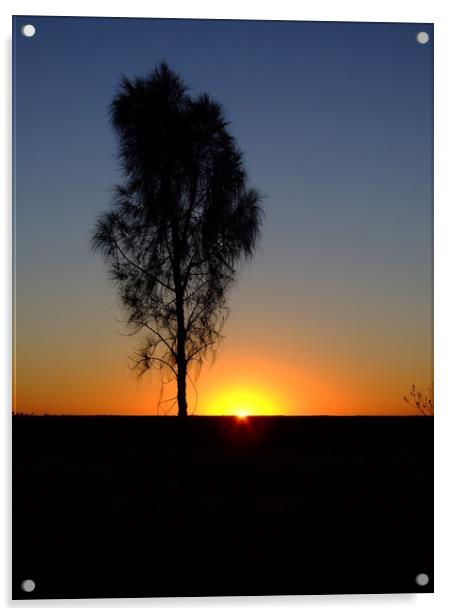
[12, 16, 433, 599]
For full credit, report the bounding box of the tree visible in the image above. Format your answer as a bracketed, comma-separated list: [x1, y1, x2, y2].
[403, 384, 434, 416]
[92, 63, 263, 417]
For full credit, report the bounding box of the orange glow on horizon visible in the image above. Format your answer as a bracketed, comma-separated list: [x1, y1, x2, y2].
[13, 339, 432, 416]
[204, 384, 281, 417]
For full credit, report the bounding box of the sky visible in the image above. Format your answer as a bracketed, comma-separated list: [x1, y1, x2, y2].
[13, 17, 433, 415]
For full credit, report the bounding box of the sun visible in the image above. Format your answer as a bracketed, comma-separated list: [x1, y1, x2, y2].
[207, 386, 279, 416]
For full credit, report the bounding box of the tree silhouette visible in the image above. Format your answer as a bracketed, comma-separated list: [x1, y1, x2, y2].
[403, 384, 434, 416]
[92, 63, 263, 417]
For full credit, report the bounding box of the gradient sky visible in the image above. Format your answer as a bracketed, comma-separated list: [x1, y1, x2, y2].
[13, 17, 433, 415]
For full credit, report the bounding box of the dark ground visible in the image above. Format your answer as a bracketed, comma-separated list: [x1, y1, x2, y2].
[13, 415, 433, 599]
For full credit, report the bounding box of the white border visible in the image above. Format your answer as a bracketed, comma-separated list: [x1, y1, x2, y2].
[2, 2, 452, 614]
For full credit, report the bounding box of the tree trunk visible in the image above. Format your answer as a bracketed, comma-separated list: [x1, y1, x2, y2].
[177, 358, 188, 417]
[174, 275, 188, 417]
[171, 213, 188, 418]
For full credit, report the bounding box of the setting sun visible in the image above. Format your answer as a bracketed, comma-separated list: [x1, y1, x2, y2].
[236, 410, 248, 419]
[206, 385, 280, 416]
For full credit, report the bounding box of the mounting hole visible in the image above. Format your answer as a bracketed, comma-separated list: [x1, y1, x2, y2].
[415, 572, 429, 587]
[416, 31, 429, 45]
[21, 24, 36, 38]
[21, 579, 36, 592]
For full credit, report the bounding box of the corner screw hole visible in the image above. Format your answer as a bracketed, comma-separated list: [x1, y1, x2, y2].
[415, 573, 429, 587]
[21, 24, 36, 38]
[416, 32, 429, 44]
[21, 579, 36, 592]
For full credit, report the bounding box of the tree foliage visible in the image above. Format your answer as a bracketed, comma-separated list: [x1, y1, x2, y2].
[92, 63, 263, 416]
[403, 384, 434, 416]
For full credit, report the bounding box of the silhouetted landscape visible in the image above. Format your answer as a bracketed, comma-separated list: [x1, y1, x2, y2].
[13, 415, 433, 598]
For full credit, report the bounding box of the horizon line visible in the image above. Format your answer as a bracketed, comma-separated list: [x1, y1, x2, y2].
[12, 412, 431, 418]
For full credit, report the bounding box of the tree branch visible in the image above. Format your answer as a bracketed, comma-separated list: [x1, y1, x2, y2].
[115, 241, 175, 293]
[134, 321, 176, 358]
[187, 340, 216, 362]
